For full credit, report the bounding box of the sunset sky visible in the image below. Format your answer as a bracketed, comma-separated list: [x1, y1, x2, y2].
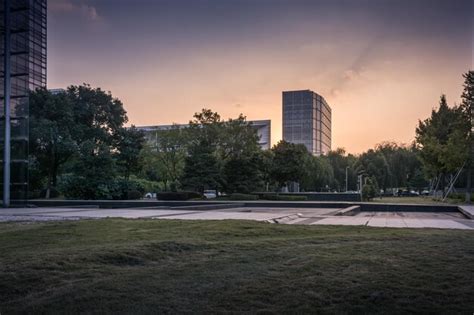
[47, 0, 473, 153]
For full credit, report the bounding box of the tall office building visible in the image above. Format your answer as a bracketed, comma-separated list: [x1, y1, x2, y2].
[282, 90, 331, 155]
[1, 0, 47, 204]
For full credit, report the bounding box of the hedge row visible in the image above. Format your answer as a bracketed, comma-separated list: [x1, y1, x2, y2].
[258, 194, 308, 201]
[156, 191, 202, 201]
[227, 193, 258, 200]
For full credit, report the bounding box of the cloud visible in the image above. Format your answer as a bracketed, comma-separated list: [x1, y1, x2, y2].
[49, 0, 101, 21]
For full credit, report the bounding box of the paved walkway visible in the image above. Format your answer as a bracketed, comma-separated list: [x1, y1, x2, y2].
[459, 205, 474, 219]
[0, 206, 473, 230]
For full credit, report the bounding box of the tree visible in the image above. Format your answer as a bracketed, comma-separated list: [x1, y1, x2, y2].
[181, 143, 221, 193]
[408, 168, 429, 193]
[219, 114, 260, 160]
[181, 109, 223, 193]
[223, 153, 264, 194]
[29, 89, 77, 197]
[362, 176, 379, 201]
[326, 148, 359, 191]
[219, 114, 263, 193]
[115, 126, 145, 180]
[416, 95, 466, 195]
[60, 85, 130, 199]
[138, 144, 165, 183]
[300, 155, 334, 192]
[152, 126, 187, 190]
[373, 142, 422, 189]
[356, 149, 391, 191]
[459, 71, 474, 203]
[270, 140, 309, 189]
[260, 149, 275, 192]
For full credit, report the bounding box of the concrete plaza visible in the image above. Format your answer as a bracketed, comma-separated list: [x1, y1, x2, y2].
[1, 205, 473, 230]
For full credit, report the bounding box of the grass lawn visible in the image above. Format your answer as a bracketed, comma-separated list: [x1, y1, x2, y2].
[0, 219, 473, 314]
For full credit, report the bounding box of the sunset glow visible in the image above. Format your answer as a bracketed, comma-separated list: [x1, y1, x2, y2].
[48, 0, 473, 153]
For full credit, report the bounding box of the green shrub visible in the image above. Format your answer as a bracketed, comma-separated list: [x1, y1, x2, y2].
[127, 190, 143, 200]
[362, 184, 377, 201]
[28, 190, 42, 199]
[59, 176, 146, 200]
[40, 187, 60, 198]
[156, 191, 202, 201]
[129, 177, 161, 194]
[228, 193, 258, 200]
[258, 194, 307, 201]
[448, 192, 474, 202]
[277, 195, 307, 201]
[254, 193, 276, 200]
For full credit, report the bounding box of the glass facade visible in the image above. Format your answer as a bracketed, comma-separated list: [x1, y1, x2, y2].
[1, 0, 47, 203]
[282, 90, 332, 155]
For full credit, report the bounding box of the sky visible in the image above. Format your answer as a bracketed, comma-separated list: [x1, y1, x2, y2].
[47, 0, 473, 153]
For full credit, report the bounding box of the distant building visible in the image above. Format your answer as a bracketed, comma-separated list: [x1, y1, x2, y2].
[282, 90, 331, 155]
[49, 88, 66, 95]
[137, 119, 271, 150]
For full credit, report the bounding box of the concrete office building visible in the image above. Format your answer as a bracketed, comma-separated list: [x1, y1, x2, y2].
[137, 119, 272, 150]
[1, 0, 47, 204]
[282, 90, 331, 155]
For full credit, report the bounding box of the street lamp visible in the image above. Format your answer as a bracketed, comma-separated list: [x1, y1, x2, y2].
[345, 166, 349, 192]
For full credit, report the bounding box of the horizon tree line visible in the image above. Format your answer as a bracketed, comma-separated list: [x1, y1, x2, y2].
[27, 70, 473, 202]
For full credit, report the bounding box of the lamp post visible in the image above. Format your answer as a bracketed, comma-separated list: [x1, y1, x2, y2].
[345, 166, 349, 192]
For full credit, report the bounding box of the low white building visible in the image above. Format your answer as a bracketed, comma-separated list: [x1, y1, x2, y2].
[137, 119, 271, 150]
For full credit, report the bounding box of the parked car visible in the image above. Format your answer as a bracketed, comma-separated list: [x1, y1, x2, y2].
[145, 192, 156, 199]
[203, 190, 217, 199]
[421, 190, 430, 196]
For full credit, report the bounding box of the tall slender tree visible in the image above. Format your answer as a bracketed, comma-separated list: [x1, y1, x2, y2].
[459, 71, 474, 203]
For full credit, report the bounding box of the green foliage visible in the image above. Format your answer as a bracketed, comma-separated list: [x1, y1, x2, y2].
[227, 193, 258, 200]
[143, 125, 187, 190]
[130, 177, 161, 194]
[301, 154, 334, 191]
[59, 176, 145, 200]
[180, 109, 263, 194]
[29, 89, 77, 193]
[219, 114, 261, 160]
[127, 190, 143, 200]
[270, 140, 309, 187]
[459, 71, 474, 202]
[180, 109, 223, 192]
[416, 95, 467, 177]
[115, 126, 146, 180]
[362, 177, 379, 201]
[326, 148, 355, 191]
[156, 191, 202, 200]
[259, 194, 308, 201]
[181, 142, 221, 193]
[223, 153, 264, 194]
[29, 84, 142, 200]
[448, 192, 474, 202]
[408, 168, 429, 192]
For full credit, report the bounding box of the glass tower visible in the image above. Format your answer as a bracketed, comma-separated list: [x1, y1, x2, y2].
[1, 0, 47, 205]
[282, 90, 331, 155]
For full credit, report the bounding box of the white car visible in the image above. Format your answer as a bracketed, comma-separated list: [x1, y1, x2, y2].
[145, 192, 156, 199]
[203, 190, 217, 199]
